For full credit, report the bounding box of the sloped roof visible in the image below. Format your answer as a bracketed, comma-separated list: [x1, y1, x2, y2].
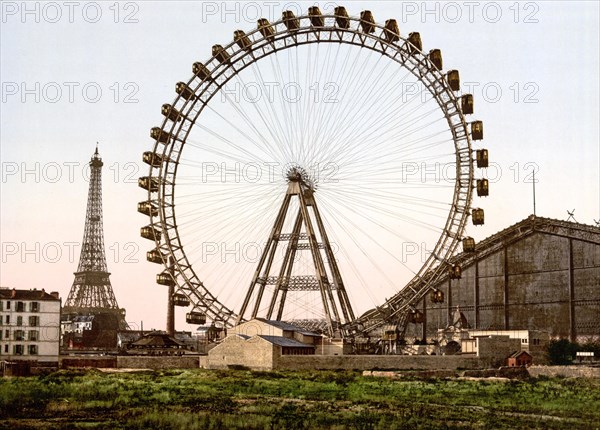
[174, 332, 194, 341]
[254, 318, 320, 337]
[258, 335, 315, 348]
[509, 350, 532, 358]
[118, 330, 194, 344]
[286, 319, 340, 335]
[130, 332, 185, 348]
[438, 215, 600, 285]
[455, 215, 599, 265]
[0, 288, 60, 301]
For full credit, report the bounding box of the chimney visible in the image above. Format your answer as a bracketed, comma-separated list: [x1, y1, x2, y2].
[11, 288, 17, 298]
[50, 291, 60, 299]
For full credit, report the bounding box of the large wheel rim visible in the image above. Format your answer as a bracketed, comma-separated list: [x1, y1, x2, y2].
[141, 11, 480, 330]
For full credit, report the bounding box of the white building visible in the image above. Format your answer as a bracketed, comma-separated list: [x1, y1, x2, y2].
[466, 330, 549, 354]
[0, 288, 61, 363]
[461, 329, 550, 365]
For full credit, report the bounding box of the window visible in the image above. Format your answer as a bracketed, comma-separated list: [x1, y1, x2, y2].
[29, 330, 39, 341]
[5, 315, 9, 324]
[14, 345, 24, 355]
[29, 316, 39, 327]
[14, 330, 25, 341]
[6, 301, 10, 310]
[4, 344, 8, 353]
[16, 301, 24, 312]
[29, 302, 39, 312]
[16, 316, 23, 326]
[28, 345, 38, 355]
[4, 330, 8, 339]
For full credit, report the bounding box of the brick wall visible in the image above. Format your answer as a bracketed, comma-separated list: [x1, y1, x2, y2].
[116, 356, 199, 369]
[61, 357, 116, 368]
[275, 355, 484, 371]
[61, 355, 199, 369]
[528, 365, 600, 379]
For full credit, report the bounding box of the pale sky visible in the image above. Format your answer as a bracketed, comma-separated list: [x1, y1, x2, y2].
[1, 1, 599, 331]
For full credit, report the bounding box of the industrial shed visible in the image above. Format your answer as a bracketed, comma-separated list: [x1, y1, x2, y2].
[414, 216, 599, 342]
[231, 318, 322, 344]
[208, 319, 319, 370]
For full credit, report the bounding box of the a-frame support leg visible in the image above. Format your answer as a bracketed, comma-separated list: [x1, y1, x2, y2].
[310, 197, 356, 324]
[267, 208, 303, 319]
[236, 193, 293, 324]
[298, 188, 342, 337]
[237, 176, 356, 339]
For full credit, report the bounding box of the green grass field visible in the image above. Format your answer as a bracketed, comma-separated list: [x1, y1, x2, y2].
[1, 368, 599, 429]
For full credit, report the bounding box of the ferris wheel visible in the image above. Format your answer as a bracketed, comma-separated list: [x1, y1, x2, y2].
[139, 6, 489, 336]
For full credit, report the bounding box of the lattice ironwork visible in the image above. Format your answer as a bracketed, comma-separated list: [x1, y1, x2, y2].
[64, 147, 127, 328]
[238, 171, 354, 337]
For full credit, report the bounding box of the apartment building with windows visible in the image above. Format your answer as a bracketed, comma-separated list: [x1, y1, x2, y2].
[0, 288, 61, 363]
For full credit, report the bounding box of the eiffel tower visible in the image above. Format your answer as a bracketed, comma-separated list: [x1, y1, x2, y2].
[63, 145, 127, 329]
[237, 166, 355, 337]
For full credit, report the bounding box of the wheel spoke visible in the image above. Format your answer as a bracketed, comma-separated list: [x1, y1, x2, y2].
[143, 11, 481, 335]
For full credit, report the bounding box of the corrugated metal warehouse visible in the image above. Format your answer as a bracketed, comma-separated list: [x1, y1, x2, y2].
[416, 216, 599, 341]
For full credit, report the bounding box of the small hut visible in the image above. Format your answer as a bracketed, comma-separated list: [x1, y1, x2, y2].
[507, 350, 533, 367]
[126, 331, 188, 356]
